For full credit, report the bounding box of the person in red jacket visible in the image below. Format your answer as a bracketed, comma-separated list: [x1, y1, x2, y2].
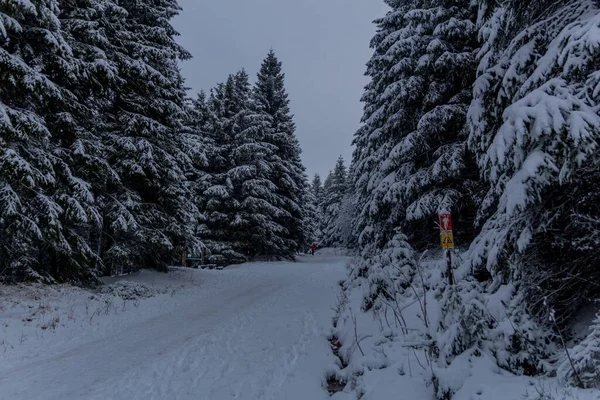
[311, 243, 317, 255]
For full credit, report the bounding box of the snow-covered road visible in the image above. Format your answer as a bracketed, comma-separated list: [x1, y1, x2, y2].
[0, 254, 348, 400]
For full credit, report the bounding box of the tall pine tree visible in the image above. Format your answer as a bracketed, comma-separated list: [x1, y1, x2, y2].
[253, 50, 308, 257]
[56, 0, 129, 280]
[201, 72, 286, 263]
[351, 0, 479, 251]
[307, 173, 324, 244]
[228, 70, 286, 258]
[98, 0, 197, 273]
[469, 0, 600, 326]
[199, 78, 245, 264]
[320, 156, 348, 247]
[0, 0, 100, 282]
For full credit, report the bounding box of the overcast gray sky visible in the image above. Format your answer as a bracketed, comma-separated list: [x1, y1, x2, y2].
[173, 0, 389, 180]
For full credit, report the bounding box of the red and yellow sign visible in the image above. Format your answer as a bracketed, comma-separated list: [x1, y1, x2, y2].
[439, 213, 454, 249]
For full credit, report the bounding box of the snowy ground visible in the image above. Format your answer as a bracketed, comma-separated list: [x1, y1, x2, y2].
[329, 255, 600, 400]
[0, 253, 348, 400]
[4, 251, 596, 400]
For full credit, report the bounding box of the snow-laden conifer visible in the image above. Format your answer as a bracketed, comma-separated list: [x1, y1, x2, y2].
[559, 312, 600, 389]
[99, 0, 196, 272]
[352, 0, 480, 251]
[0, 0, 100, 281]
[321, 157, 349, 247]
[253, 50, 308, 256]
[469, 0, 600, 327]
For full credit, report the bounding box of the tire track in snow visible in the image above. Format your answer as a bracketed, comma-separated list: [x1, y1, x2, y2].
[258, 311, 322, 400]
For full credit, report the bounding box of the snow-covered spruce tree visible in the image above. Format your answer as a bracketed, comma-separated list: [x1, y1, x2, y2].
[358, 231, 418, 313]
[193, 84, 237, 264]
[68, 0, 149, 277]
[253, 50, 308, 256]
[431, 277, 497, 398]
[99, 0, 198, 273]
[228, 70, 287, 258]
[319, 172, 332, 244]
[469, 0, 600, 330]
[311, 173, 325, 206]
[305, 174, 324, 245]
[559, 311, 600, 388]
[180, 93, 211, 249]
[0, 0, 101, 282]
[302, 179, 320, 248]
[320, 156, 349, 247]
[55, 0, 133, 281]
[200, 78, 247, 264]
[201, 72, 286, 263]
[351, 0, 480, 252]
[335, 180, 357, 249]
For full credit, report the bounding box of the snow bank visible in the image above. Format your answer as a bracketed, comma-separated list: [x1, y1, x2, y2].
[316, 247, 352, 256]
[98, 281, 160, 300]
[330, 251, 600, 399]
[0, 267, 202, 367]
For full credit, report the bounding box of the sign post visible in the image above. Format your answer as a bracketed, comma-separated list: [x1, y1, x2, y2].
[439, 213, 455, 285]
